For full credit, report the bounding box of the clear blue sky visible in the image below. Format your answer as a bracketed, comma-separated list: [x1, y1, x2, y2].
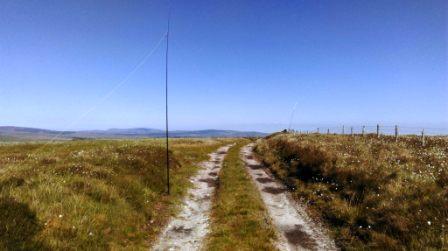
[1, 0, 446, 132]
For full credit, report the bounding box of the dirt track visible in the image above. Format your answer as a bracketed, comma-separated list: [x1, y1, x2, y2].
[152, 145, 232, 251]
[241, 144, 337, 251]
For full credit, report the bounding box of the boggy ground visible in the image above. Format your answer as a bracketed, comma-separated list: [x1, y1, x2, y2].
[254, 133, 448, 250]
[0, 138, 232, 250]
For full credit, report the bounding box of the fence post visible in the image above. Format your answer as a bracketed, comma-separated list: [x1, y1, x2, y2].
[342, 125, 345, 135]
[421, 129, 425, 147]
[327, 128, 330, 135]
[350, 126, 353, 136]
[395, 125, 399, 142]
[376, 124, 380, 138]
[362, 126, 365, 137]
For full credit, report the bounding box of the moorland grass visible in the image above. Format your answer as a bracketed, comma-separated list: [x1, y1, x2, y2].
[0, 138, 232, 250]
[206, 140, 277, 251]
[255, 133, 448, 250]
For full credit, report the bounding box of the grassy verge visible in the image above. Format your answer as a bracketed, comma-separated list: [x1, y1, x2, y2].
[255, 133, 448, 250]
[206, 140, 277, 251]
[0, 138, 232, 250]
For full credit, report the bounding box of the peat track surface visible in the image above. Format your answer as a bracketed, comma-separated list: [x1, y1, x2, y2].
[241, 144, 337, 251]
[152, 144, 233, 250]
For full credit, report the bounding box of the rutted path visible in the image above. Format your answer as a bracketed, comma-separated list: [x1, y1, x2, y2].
[241, 144, 337, 251]
[152, 144, 232, 251]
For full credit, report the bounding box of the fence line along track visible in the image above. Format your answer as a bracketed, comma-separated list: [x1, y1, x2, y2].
[288, 124, 448, 147]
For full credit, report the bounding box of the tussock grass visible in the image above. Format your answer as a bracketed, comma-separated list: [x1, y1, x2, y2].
[255, 133, 448, 250]
[206, 140, 277, 251]
[0, 138, 231, 250]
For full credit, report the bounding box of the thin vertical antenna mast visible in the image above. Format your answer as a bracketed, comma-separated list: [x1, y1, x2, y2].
[288, 102, 298, 132]
[165, 12, 170, 195]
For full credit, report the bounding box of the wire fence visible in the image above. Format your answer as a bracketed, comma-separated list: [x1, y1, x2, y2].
[288, 124, 448, 146]
[289, 124, 448, 136]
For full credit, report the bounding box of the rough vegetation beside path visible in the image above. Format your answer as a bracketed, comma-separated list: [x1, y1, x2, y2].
[254, 133, 448, 250]
[0, 139, 231, 250]
[242, 144, 336, 251]
[206, 140, 278, 250]
[153, 144, 233, 250]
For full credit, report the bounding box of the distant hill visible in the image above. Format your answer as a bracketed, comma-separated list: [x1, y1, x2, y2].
[0, 126, 266, 140]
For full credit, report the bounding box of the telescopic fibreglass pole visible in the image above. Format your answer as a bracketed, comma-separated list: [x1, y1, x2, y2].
[165, 14, 170, 195]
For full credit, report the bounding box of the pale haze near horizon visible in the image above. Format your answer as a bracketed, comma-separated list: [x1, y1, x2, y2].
[0, 0, 447, 133]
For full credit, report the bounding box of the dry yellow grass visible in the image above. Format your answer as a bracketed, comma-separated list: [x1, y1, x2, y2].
[255, 133, 448, 250]
[206, 140, 277, 251]
[0, 138, 232, 250]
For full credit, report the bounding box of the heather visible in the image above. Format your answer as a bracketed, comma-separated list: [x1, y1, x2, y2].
[255, 133, 448, 250]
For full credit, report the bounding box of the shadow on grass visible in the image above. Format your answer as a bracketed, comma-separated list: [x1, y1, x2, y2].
[0, 197, 46, 250]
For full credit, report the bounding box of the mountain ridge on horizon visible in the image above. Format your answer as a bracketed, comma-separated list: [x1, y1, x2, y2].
[0, 126, 267, 140]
